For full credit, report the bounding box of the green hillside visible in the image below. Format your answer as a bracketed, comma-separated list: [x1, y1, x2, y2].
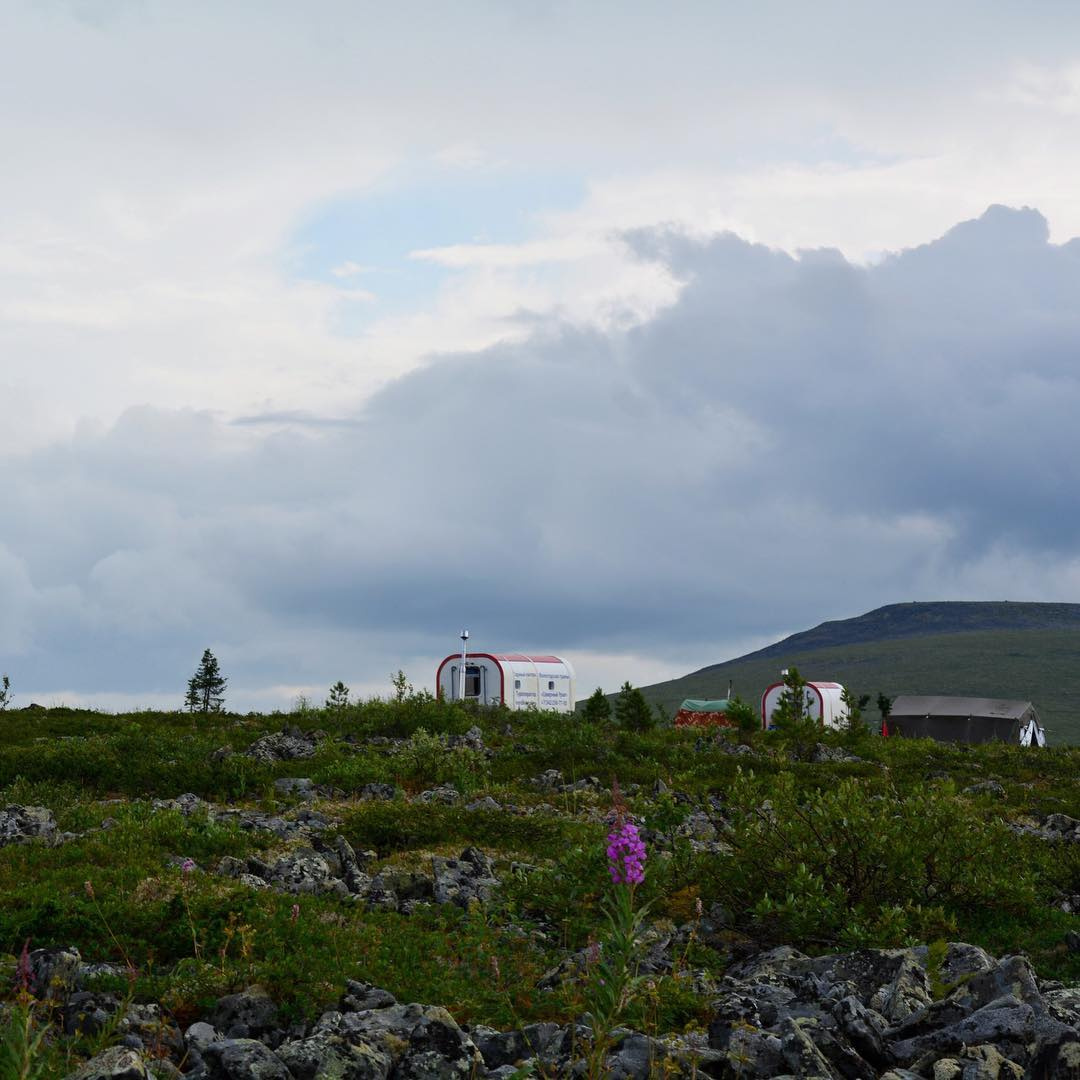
[636, 602, 1080, 744]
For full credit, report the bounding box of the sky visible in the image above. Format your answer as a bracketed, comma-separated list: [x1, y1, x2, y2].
[5, 1, 1080, 710]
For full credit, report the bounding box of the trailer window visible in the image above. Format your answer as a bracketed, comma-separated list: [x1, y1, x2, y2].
[514, 679, 521, 689]
[464, 666, 482, 699]
[548, 681, 555, 690]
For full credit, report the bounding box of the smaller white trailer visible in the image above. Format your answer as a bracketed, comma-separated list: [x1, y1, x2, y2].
[761, 679, 849, 730]
[436, 653, 576, 713]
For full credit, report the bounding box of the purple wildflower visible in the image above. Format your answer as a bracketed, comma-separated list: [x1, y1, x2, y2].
[606, 821, 646, 886]
[290, 903, 300, 923]
[181, 858, 196, 876]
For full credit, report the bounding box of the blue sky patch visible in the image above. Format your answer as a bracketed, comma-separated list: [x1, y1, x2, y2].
[284, 166, 586, 328]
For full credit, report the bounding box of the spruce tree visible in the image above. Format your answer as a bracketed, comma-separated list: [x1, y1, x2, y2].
[614, 681, 654, 732]
[325, 680, 350, 710]
[185, 649, 227, 713]
[0, 675, 11, 711]
[582, 686, 612, 726]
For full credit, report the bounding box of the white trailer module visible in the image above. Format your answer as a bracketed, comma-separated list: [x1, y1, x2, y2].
[761, 680, 849, 730]
[436, 653, 575, 713]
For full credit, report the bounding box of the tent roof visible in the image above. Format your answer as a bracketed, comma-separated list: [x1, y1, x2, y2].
[890, 695, 1035, 720]
[679, 699, 730, 712]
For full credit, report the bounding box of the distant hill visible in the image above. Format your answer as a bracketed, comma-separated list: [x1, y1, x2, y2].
[633, 602, 1080, 744]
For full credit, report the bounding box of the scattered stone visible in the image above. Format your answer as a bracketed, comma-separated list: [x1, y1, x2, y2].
[25, 945, 83, 1000]
[267, 848, 347, 897]
[529, 769, 564, 791]
[964, 780, 1006, 798]
[417, 785, 461, 804]
[810, 742, 864, 764]
[432, 846, 500, 907]
[358, 782, 399, 801]
[0, 804, 58, 845]
[200, 1037, 291, 1079]
[210, 986, 281, 1044]
[275, 1032, 392, 1079]
[63, 1045, 151, 1080]
[273, 777, 315, 799]
[447, 725, 485, 751]
[244, 727, 325, 763]
[466, 796, 501, 812]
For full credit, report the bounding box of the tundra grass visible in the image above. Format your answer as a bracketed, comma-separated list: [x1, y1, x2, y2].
[1, 699, 1080, 1037]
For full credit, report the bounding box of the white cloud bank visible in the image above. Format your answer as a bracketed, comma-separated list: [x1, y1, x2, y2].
[6, 206, 1080, 707]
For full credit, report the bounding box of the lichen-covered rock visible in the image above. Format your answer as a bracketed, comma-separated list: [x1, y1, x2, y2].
[25, 944, 83, 1000]
[244, 727, 325, 763]
[275, 1032, 392, 1079]
[340, 980, 397, 1012]
[871, 954, 934, 1023]
[811, 743, 864, 764]
[273, 777, 315, 799]
[357, 783, 399, 802]
[315, 1003, 482, 1078]
[64, 1045, 152, 1080]
[210, 986, 281, 1043]
[892, 996, 1036, 1066]
[431, 847, 498, 907]
[268, 848, 347, 897]
[200, 1037, 291, 1079]
[0, 804, 58, 844]
[446, 726, 485, 752]
[416, 786, 460, 805]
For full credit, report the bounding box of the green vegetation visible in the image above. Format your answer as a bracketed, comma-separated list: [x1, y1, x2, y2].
[634, 602, 1080, 742]
[1, 692, 1080, 1060]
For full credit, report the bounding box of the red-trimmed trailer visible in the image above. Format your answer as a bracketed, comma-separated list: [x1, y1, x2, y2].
[436, 652, 576, 713]
[760, 680, 849, 730]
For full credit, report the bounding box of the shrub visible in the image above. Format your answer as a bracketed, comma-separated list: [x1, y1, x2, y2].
[394, 728, 489, 794]
[709, 769, 1038, 948]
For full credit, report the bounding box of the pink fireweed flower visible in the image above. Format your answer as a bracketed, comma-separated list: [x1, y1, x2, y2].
[16, 939, 31, 992]
[606, 821, 646, 886]
[181, 858, 196, 876]
[290, 903, 300, 922]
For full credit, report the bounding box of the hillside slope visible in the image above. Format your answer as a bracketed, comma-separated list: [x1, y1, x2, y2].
[637, 602, 1080, 743]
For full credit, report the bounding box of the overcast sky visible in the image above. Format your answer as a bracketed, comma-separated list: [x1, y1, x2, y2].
[5, 1, 1080, 710]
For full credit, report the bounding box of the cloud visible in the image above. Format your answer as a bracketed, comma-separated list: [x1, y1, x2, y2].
[7, 206, 1080, 706]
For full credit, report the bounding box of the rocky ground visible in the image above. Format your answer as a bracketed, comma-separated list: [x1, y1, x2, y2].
[5, 708, 1080, 1078]
[17, 937, 1080, 1078]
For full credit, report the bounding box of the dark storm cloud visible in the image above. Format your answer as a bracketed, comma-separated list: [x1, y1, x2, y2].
[5, 206, 1080, 700]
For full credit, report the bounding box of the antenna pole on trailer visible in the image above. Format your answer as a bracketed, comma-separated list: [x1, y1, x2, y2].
[459, 629, 470, 701]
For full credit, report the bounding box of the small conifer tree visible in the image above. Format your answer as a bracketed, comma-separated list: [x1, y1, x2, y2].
[877, 692, 893, 731]
[326, 681, 350, 710]
[0, 675, 11, 711]
[770, 666, 811, 728]
[841, 686, 872, 739]
[724, 695, 759, 738]
[184, 649, 227, 714]
[582, 686, 612, 725]
[614, 681, 655, 732]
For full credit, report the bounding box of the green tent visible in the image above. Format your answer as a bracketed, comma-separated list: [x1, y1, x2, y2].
[679, 699, 730, 713]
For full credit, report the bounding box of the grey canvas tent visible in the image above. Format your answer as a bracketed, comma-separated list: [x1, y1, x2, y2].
[886, 695, 1046, 746]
